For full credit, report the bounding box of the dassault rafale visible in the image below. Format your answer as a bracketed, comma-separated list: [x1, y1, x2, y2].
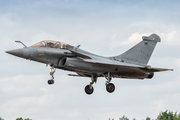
[6, 34, 173, 95]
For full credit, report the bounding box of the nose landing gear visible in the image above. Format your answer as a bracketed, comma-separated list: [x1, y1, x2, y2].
[48, 67, 56, 85]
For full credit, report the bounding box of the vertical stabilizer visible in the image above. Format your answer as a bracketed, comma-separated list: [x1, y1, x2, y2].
[115, 34, 161, 65]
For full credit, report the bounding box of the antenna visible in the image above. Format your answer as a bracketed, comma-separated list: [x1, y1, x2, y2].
[76, 45, 81, 48]
[15, 41, 27, 48]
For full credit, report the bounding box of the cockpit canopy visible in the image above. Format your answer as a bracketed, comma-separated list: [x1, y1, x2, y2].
[31, 40, 74, 50]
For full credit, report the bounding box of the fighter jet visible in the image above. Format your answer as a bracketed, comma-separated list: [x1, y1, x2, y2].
[6, 34, 173, 95]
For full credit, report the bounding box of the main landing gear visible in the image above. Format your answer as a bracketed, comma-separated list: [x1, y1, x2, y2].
[104, 72, 115, 93]
[84, 72, 115, 95]
[48, 66, 56, 85]
[85, 75, 97, 95]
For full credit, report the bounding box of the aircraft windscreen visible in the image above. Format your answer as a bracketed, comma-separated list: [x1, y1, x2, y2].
[60, 42, 74, 50]
[31, 41, 46, 47]
[45, 41, 60, 48]
[31, 41, 73, 50]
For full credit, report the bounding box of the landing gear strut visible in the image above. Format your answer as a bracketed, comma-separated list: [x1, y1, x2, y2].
[48, 66, 56, 85]
[104, 72, 115, 93]
[85, 75, 97, 95]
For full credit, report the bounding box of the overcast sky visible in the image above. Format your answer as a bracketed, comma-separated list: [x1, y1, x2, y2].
[0, 0, 180, 120]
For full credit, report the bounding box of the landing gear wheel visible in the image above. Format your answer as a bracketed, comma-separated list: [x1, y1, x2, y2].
[85, 85, 94, 95]
[51, 80, 54, 84]
[48, 80, 51, 84]
[48, 80, 54, 85]
[106, 83, 115, 93]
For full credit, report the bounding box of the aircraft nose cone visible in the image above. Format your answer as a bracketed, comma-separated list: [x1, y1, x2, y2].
[6, 48, 23, 57]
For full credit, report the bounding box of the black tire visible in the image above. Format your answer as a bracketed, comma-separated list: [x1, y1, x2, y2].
[48, 80, 54, 85]
[85, 85, 94, 95]
[48, 80, 51, 84]
[51, 80, 54, 84]
[106, 83, 115, 93]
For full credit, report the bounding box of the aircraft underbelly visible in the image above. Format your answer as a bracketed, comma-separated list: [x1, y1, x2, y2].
[56, 57, 146, 78]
